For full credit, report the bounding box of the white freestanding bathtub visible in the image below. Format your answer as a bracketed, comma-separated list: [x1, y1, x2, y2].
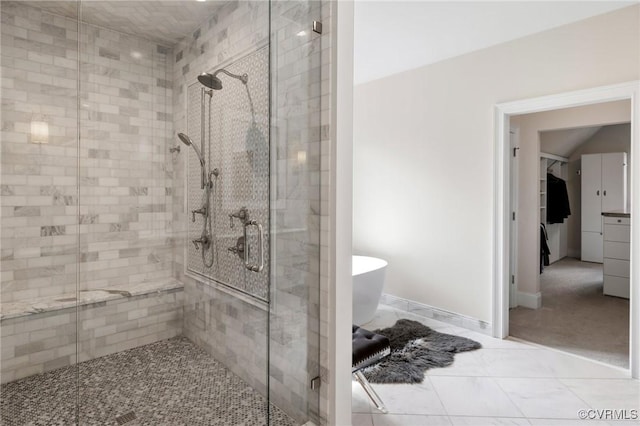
[352, 255, 388, 325]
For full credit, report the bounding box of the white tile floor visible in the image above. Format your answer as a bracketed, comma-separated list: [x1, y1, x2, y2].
[352, 305, 639, 426]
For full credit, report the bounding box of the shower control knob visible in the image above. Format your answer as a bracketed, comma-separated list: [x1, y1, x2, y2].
[191, 206, 207, 222]
[192, 235, 209, 250]
[227, 236, 245, 260]
[228, 207, 249, 228]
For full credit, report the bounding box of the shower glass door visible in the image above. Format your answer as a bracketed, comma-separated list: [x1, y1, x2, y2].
[1, 0, 324, 423]
[269, 1, 324, 424]
[0, 2, 80, 424]
[177, 1, 276, 425]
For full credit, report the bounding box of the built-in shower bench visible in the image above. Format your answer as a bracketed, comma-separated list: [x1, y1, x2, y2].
[1, 278, 184, 384]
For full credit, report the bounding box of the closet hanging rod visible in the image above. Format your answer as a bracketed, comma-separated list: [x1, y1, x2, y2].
[547, 160, 560, 171]
[540, 151, 569, 163]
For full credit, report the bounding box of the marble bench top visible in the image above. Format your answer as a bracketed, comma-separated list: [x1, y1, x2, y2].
[1, 278, 183, 321]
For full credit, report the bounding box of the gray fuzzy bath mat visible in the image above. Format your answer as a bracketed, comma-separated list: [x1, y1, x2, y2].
[362, 319, 481, 384]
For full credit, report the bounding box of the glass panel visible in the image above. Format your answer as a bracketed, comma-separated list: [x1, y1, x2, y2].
[76, 2, 178, 421]
[0, 1, 80, 424]
[178, 2, 275, 424]
[74, 0, 274, 424]
[1, 1, 323, 424]
[270, 0, 323, 424]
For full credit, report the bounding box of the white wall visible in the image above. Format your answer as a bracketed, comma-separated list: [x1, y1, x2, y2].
[512, 103, 630, 296]
[353, 5, 639, 323]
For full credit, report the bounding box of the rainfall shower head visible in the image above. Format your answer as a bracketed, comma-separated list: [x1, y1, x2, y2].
[197, 73, 222, 90]
[198, 69, 248, 90]
[177, 132, 204, 167]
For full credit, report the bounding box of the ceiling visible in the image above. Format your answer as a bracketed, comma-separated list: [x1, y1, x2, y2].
[354, 1, 637, 84]
[11, 0, 228, 46]
[540, 126, 603, 158]
[13, 1, 638, 73]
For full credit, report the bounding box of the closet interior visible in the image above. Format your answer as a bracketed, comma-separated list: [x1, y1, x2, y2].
[540, 152, 569, 269]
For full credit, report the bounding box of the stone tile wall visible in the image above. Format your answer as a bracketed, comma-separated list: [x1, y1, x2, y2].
[1, 0, 334, 423]
[0, 1, 174, 303]
[173, 1, 327, 423]
[1, 287, 183, 384]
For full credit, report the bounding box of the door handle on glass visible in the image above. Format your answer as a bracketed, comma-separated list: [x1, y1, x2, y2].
[603, 190, 606, 196]
[243, 220, 264, 272]
[596, 190, 600, 196]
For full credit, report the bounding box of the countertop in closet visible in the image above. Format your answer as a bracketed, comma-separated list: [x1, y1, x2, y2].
[602, 209, 631, 218]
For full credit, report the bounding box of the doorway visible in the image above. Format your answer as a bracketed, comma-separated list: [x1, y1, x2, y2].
[510, 121, 631, 368]
[493, 81, 640, 379]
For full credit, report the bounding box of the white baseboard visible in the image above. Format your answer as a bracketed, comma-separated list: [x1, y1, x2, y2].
[380, 293, 493, 336]
[517, 291, 542, 309]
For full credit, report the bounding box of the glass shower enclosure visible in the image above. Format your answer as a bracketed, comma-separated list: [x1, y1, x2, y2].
[0, 0, 323, 424]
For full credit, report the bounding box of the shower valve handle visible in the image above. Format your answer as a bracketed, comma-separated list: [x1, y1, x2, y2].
[228, 207, 248, 228]
[191, 207, 207, 222]
[192, 235, 209, 250]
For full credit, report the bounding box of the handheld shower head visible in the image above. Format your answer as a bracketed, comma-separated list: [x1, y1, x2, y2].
[177, 133, 204, 166]
[177, 132, 206, 189]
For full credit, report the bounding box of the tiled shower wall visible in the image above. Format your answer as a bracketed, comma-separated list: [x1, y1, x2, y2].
[0, 1, 173, 303]
[171, 0, 273, 416]
[1, 0, 334, 423]
[172, 1, 325, 423]
[185, 46, 270, 301]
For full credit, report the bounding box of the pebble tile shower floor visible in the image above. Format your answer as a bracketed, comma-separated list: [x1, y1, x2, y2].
[1, 337, 296, 426]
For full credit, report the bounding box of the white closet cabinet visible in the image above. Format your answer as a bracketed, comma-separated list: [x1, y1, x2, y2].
[581, 152, 627, 263]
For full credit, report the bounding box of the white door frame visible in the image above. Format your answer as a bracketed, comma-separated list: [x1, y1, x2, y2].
[509, 129, 519, 309]
[493, 81, 640, 378]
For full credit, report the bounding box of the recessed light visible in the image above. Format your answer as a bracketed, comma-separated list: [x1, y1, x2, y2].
[296, 30, 307, 37]
[130, 51, 142, 59]
[196, 0, 206, 2]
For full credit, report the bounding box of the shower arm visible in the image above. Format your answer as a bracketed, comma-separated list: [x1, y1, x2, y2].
[213, 68, 248, 85]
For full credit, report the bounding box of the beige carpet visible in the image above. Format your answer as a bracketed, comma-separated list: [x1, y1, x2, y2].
[510, 257, 629, 368]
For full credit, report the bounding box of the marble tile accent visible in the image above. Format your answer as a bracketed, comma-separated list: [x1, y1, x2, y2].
[559, 378, 640, 409]
[182, 280, 269, 400]
[495, 378, 589, 419]
[353, 413, 374, 426]
[1, 280, 183, 384]
[2, 1, 332, 424]
[1, 337, 295, 426]
[185, 45, 270, 301]
[429, 376, 525, 417]
[368, 379, 447, 416]
[449, 417, 531, 425]
[1, 2, 174, 304]
[354, 305, 639, 426]
[172, 1, 327, 424]
[528, 420, 609, 426]
[381, 293, 493, 336]
[371, 414, 452, 426]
